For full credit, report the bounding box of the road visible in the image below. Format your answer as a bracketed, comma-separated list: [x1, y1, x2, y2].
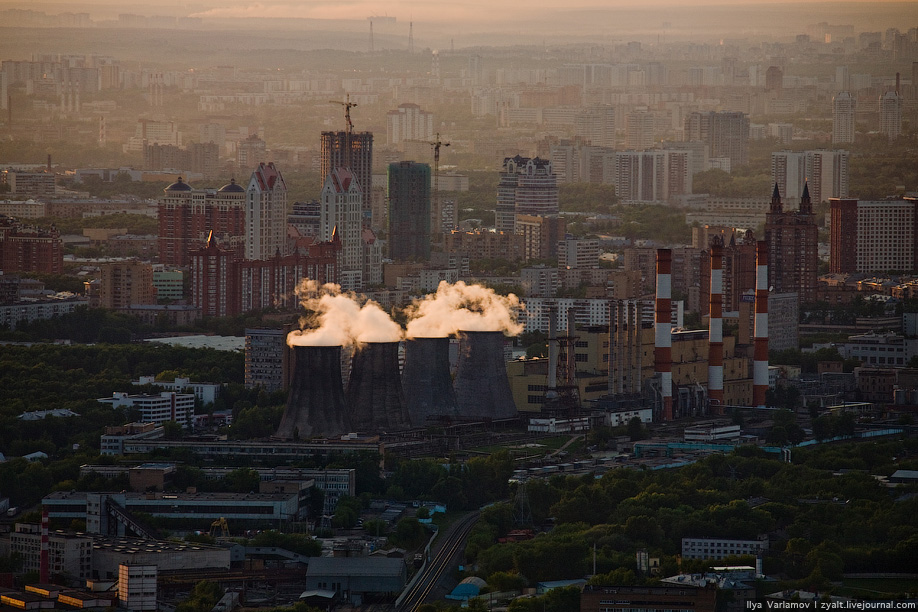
[397, 510, 480, 612]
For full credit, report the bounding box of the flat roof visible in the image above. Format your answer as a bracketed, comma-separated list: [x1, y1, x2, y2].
[307, 557, 405, 577]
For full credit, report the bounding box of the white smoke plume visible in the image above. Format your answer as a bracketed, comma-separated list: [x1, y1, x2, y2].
[405, 280, 523, 338]
[287, 280, 403, 347]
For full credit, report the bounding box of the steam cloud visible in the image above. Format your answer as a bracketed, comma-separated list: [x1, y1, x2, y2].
[287, 280, 403, 347]
[287, 280, 523, 347]
[405, 280, 523, 338]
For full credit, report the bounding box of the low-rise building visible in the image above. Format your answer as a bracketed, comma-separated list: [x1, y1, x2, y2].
[681, 536, 768, 560]
[304, 557, 407, 605]
[98, 392, 194, 427]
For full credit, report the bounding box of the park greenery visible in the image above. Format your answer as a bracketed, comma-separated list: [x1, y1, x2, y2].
[462, 439, 918, 595]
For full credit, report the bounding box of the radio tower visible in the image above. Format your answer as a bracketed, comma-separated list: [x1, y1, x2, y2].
[408, 21, 414, 53]
[428, 132, 450, 234]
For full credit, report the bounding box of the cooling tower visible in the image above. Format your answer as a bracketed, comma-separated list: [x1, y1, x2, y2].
[346, 342, 411, 432]
[454, 330, 517, 420]
[402, 337, 461, 426]
[276, 345, 350, 439]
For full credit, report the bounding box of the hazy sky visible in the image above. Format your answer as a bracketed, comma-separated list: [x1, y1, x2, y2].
[5, 0, 917, 23]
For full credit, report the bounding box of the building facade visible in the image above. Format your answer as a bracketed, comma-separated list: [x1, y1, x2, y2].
[386, 103, 434, 148]
[684, 111, 750, 168]
[833, 91, 856, 144]
[765, 184, 819, 303]
[496, 156, 558, 234]
[245, 162, 287, 261]
[320, 131, 373, 223]
[0, 216, 63, 274]
[830, 198, 918, 273]
[772, 150, 849, 204]
[99, 261, 156, 309]
[320, 168, 364, 290]
[387, 161, 431, 261]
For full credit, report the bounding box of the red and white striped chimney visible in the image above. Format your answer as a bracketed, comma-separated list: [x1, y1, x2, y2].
[753, 240, 769, 409]
[655, 249, 673, 421]
[40, 506, 49, 583]
[708, 240, 725, 413]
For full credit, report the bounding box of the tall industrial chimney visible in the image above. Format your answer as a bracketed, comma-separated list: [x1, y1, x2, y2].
[403, 337, 461, 426]
[276, 345, 351, 439]
[347, 342, 411, 432]
[655, 249, 673, 421]
[40, 507, 49, 583]
[753, 241, 769, 409]
[708, 239, 725, 412]
[454, 330, 517, 420]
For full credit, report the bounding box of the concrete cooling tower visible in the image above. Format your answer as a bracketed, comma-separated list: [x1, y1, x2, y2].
[402, 337, 461, 426]
[276, 345, 351, 439]
[346, 342, 411, 432]
[454, 330, 517, 420]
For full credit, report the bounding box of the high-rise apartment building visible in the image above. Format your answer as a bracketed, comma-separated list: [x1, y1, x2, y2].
[772, 150, 849, 204]
[320, 168, 364, 290]
[626, 109, 656, 149]
[245, 327, 291, 392]
[576, 106, 616, 148]
[245, 162, 287, 261]
[320, 131, 373, 223]
[830, 198, 918, 273]
[614, 150, 691, 204]
[684, 111, 750, 168]
[190, 233, 239, 317]
[833, 91, 856, 144]
[495, 156, 558, 234]
[387, 161, 431, 262]
[879, 90, 903, 141]
[386, 103, 434, 148]
[99, 261, 156, 309]
[765, 184, 819, 303]
[158, 177, 246, 267]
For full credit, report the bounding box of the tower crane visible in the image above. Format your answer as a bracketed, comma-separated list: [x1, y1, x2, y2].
[330, 94, 358, 169]
[428, 132, 450, 235]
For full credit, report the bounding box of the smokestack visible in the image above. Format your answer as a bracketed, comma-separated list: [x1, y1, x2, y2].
[454, 331, 517, 420]
[753, 241, 769, 409]
[655, 249, 673, 421]
[276, 345, 351, 439]
[402, 337, 461, 426]
[896, 72, 900, 95]
[40, 507, 49, 583]
[47, 154, 51, 173]
[347, 342, 411, 431]
[708, 239, 725, 413]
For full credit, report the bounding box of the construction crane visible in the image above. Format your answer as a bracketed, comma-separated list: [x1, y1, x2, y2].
[330, 94, 358, 169]
[330, 94, 357, 135]
[209, 517, 230, 538]
[428, 132, 450, 235]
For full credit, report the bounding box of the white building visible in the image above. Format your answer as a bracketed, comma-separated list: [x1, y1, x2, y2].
[614, 150, 691, 204]
[98, 392, 194, 427]
[119, 564, 157, 612]
[558, 238, 600, 269]
[521, 298, 612, 333]
[133, 376, 220, 404]
[320, 168, 364, 291]
[832, 92, 856, 144]
[840, 332, 918, 368]
[879, 90, 902, 141]
[9, 524, 93, 580]
[245, 162, 287, 261]
[682, 536, 768, 560]
[772, 150, 849, 204]
[386, 103, 434, 148]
